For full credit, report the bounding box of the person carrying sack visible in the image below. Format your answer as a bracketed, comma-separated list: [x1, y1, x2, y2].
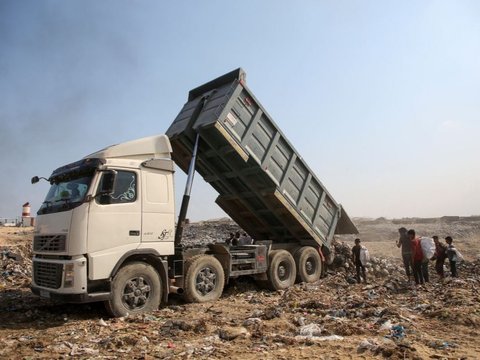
[408, 229, 424, 285]
[352, 238, 368, 284]
[445, 236, 462, 277]
[432, 236, 447, 279]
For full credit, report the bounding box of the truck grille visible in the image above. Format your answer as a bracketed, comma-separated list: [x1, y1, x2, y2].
[34, 235, 66, 252]
[34, 262, 63, 289]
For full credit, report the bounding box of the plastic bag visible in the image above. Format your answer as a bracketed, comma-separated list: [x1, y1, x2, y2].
[420, 237, 435, 259]
[360, 246, 370, 266]
[454, 248, 464, 262]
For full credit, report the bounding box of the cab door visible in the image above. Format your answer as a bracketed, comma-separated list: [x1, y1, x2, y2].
[141, 169, 175, 244]
[87, 170, 141, 279]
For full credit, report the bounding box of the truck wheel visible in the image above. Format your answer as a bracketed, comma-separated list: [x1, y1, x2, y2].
[295, 246, 322, 283]
[267, 250, 296, 290]
[105, 262, 161, 317]
[184, 255, 225, 303]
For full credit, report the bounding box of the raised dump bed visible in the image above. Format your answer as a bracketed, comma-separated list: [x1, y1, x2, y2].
[166, 68, 357, 249]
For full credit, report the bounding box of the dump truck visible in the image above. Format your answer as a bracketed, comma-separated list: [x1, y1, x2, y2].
[31, 68, 358, 317]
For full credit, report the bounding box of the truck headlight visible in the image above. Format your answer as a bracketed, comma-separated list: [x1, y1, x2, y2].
[64, 264, 75, 288]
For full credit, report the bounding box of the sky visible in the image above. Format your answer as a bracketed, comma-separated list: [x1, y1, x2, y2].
[1, 0, 479, 221]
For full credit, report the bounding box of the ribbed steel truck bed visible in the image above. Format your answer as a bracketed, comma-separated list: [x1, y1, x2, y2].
[166, 68, 357, 250]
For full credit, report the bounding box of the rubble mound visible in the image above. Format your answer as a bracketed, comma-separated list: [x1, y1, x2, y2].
[1, 235, 32, 290]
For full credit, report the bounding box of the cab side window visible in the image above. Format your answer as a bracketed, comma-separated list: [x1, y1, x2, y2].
[97, 171, 137, 205]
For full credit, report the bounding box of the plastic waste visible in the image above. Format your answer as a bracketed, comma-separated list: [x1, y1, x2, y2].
[420, 237, 435, 259]
[299, 323, 323, 337]
[360, 246, 370, 266]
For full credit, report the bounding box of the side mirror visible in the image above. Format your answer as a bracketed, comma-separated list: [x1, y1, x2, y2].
[99, 170, 117, 195]
[31, 176, 48, 184]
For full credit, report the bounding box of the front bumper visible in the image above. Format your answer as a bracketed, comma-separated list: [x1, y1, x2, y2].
[31, 286, 110, 303]
[31, 256, 111, 304]
[32, 255, 88, 293]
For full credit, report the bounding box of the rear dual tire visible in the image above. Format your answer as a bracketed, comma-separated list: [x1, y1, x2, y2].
[294, 246, 322, 283]
[184, 255, 225, 303]
[267, 250, 297, 290]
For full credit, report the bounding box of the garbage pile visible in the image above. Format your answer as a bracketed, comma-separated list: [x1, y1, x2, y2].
[0, 243, 32, 289]
[1, 263, 477, 359]
[329, 238, 404, 280]
[457, 257, 480, 276]
[0, 220, 479, 358]
[181, 218, 242, 247]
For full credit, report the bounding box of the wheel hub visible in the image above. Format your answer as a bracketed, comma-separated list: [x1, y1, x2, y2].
[277, 261, 290, 281]
[305, 257, 316, 275]
[195, 267, 217, 295]
[122, 276, 151, 310]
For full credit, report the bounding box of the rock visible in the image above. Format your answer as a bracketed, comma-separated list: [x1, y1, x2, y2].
[162, 319, 193, 331]
[358, 338, 379, 351]
[346, 276, 357, 284]
[243, 318, 262, 327]
[250, 309, 263, 318]
[262, 306, 281, 320]
[380, 320, 392, 330]
[218, 326, 249, 341]
[293, 316, 305, 326]
[141, 336, 150, 344]
[298, 323, 323, 337]
[329, 309, 347, 318]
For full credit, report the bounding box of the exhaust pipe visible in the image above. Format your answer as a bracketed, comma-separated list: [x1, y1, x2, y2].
[169, 286, 184, 295]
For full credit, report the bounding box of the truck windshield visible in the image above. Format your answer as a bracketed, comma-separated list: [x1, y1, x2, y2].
[38, 175, 93, 215]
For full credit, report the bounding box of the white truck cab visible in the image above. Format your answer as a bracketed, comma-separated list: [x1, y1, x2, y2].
[32, 134, 175, 315]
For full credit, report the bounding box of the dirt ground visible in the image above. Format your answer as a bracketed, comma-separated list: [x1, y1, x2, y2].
[1, 218, 479, 359]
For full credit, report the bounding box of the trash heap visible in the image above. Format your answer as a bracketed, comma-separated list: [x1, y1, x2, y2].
[0, 220, 479, 358]
[181, 218, 242, 247]
[329, 238, 404, 281]
[0, 243, 32, 290]
[2, 264, 477, 359]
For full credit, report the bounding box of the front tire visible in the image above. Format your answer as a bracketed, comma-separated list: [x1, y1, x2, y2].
[184, 255, 225, 303]
[105, 262, 161, 317]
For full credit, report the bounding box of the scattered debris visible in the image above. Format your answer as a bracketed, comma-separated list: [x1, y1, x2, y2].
[0, 220, 479, 358]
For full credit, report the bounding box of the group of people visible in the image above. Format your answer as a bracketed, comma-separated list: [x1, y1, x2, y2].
[225, 231, 253, 246]
[397, 227, 461, 285]
[350, 229, 462, 286]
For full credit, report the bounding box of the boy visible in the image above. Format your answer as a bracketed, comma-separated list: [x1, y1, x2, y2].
[432, 236, 447, 279]
[397, 227, 412, 281]
[351, 238, 367, 284]
[408, 229, 424, 285]
[445, 236, 458, 277]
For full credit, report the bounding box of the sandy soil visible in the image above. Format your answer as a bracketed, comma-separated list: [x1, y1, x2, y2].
[1, 219, 479, 359]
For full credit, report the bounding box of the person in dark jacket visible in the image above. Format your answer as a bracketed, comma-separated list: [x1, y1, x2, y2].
[232, 231, 241, 246]
[351, 238, 367, 284]
[432, 235, 447, 279]
[397, 227, 412, 281]
[408, 229, 424, 285]
[445, 236, 458, 277]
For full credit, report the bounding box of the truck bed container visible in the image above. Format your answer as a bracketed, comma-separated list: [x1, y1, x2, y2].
[166, 68, 357, 249]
